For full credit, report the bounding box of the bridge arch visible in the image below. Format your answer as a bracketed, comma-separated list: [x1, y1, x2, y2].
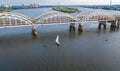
[35, 10, 78, 25]
[0, 12, 33, 28]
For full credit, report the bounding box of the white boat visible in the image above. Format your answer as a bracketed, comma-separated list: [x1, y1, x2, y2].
[55, 35, 60, 46]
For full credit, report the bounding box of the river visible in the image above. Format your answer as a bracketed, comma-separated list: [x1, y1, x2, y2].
[0, 7, 120, 71]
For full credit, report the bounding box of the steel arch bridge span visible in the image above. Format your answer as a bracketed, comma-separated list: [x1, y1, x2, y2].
[77, 10, 116, 23]
[0, 12, 33, 28]
[35, 10, 78, 25]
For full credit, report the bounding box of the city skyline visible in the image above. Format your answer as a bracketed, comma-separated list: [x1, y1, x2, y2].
[0, 0, 120, 5]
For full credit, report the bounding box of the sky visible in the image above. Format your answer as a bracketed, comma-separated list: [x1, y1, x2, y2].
[0, 0, 120, 5]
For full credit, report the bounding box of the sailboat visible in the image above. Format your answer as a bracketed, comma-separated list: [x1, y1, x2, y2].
[55, 35, 60, 46]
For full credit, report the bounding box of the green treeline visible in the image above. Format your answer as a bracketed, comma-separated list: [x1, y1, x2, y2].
[0, 8, 13, 12]
[52, 7, 80, 13]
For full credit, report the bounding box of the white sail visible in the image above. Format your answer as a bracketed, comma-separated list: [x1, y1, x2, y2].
[55, 35, 60, 45]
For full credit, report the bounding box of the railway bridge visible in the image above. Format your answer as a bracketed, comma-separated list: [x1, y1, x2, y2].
[0, 10, 120, 36]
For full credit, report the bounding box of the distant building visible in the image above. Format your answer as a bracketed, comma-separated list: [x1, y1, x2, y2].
[22, 4, 28, 9]
[30, 4, 39, 8]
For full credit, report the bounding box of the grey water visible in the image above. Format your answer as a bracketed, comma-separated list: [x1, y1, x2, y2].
[1, 7, 120, 71]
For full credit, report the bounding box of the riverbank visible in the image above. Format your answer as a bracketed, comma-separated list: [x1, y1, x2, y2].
[80, 5, 120, 11]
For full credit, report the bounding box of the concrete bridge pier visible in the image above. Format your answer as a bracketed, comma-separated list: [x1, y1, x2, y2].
[32, 25, 37, 36]
[98, 22, 102, 30]
[110, 21, 116, 31]
[116, 20, 120, 30]
[103, 23, 107, 30]
[78, 24, 83, 32]
[69, 23, 76, 32]
[98, 21, 106, 30]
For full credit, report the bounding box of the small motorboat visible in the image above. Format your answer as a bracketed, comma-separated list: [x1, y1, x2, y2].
[55, 35, 60, 46]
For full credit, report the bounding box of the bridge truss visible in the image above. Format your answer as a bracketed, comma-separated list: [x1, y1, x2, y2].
[76, 10, 116, 23]
[35, 10, 78, 25]
[0, 12, 33, 28]
[0, 10, 119, 28]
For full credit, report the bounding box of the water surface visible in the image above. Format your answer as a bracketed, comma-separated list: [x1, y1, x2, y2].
[0, 7, 120, 71]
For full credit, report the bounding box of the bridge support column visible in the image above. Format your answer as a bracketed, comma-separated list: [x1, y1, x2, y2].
[32, 25, 37, 36]
[110, 21, 116, 31]
[69, 23, 75, 32]
[98, 21, 106, 30]
[78, 24, 83, 32]
[98, 22, 102, 30]
[116, 19, 119, 30]
[103, 23, 106, 30]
